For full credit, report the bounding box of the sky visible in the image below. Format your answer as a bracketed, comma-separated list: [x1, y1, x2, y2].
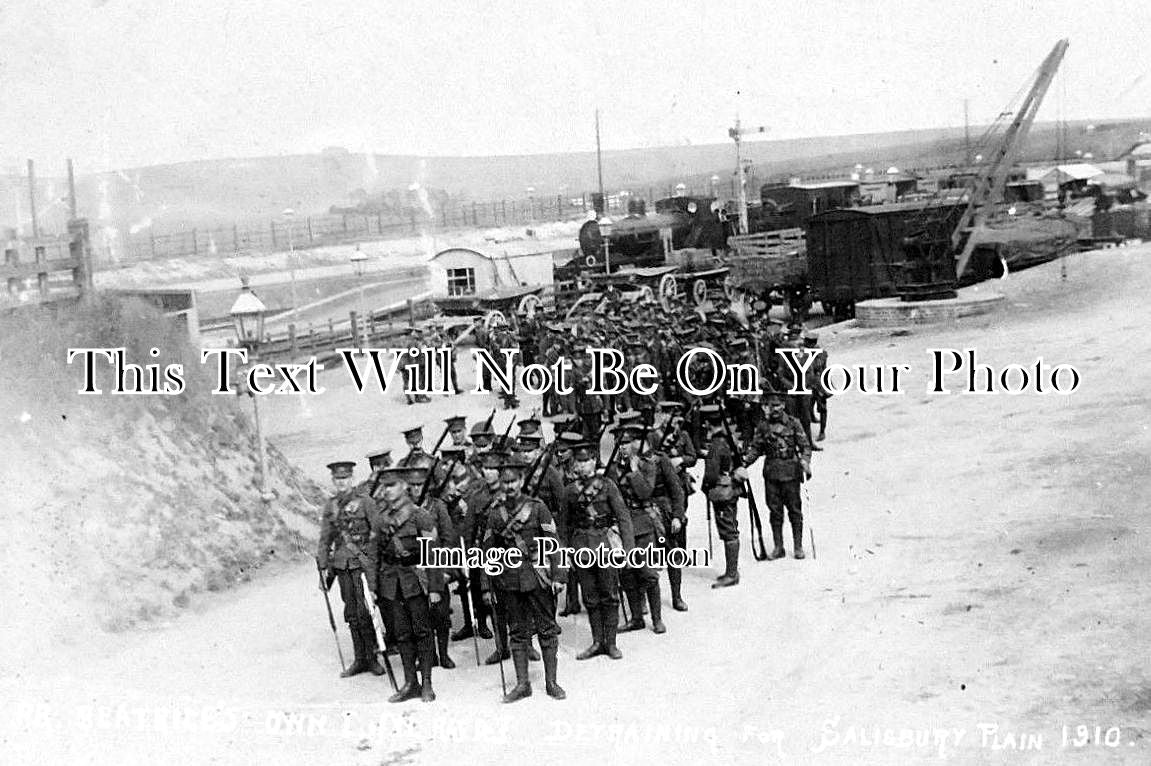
[1, 0, 1149, 173]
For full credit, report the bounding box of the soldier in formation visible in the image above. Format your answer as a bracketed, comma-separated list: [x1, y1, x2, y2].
[479, 459, 567, 701]
[311, 287, 835, 700]
[316, 461, 386, 678]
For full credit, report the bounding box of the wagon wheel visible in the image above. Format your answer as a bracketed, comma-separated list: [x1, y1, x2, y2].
[658, 273, 679, 311]
[723, 275, 738, 301]
[483, 309, 507, 331]
[691, 278, 708, 305]
[517, 293, 541, 319]
[636, 285, 655, 304]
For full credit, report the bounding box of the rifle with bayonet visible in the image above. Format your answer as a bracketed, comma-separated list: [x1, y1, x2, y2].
[358, 571, 399, 691]
[494, 414, 517, 451]
[315, 558, 346, 672]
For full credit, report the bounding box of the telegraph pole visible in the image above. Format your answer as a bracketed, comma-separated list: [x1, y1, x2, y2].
[595, 109, 605, 214]
[728, 119, 766, 235]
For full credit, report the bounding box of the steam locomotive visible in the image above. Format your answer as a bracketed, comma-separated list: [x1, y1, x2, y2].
[564, 196, 728, 275]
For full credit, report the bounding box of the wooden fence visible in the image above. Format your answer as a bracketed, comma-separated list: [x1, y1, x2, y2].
[1, 220, 93, 308]
[246, 294, 439, 364]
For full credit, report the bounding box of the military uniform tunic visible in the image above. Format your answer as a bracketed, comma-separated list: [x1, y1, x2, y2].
[742, 413, 812, 530]
[316, 490, 378, 630]
[560, 475, 635, 611]
[480, 493, 567, 652]
[367, 496, 437, 652]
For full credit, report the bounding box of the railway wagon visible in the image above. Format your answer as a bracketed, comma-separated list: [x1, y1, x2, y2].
[805, 200, 965, 320]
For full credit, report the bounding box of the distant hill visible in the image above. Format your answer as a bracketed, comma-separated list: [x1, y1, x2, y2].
[1, 119, 1146, 237]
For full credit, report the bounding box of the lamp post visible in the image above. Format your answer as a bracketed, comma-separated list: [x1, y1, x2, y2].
[230, 276, 272, 503]
[282, 208, 297, 316]
[351, 247, 369, 337]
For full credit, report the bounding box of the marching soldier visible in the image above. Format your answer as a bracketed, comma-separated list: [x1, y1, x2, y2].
[452, 451, 504, 645]
[647, 401, 696, 611]
[366, 467, 438, 703]
[397, 425, 433, 469]
[561, 442, 635, 660]
[552, 431, 586, 617]
[776, 324, 816, 448]
[402, 465, 458, 670]
[610, 424, 682, 634]
[700, 406, 742, 588]
[738, 390, 813, 560]
[469, 418, 496, 457]
[804, 331, 829, 445]
[446, 415, 471, 448]
[436, 456, 482, 642]
[480, 460, 568, 701]
[357, 448, 393, 498]
[316, 461, 386, 678]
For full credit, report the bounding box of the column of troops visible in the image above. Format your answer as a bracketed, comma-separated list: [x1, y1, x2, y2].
[316, 296, 832, 703]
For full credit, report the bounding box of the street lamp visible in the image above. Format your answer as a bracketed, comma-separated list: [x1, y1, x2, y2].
[351, 247, 369, 337]
[282, 208, 297, 316]
[229, 276, 272, 502]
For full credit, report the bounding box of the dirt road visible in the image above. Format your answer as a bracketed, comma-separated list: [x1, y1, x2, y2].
[4, 246, 1150, 765]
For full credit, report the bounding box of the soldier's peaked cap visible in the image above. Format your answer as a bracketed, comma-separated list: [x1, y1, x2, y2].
[366, 447, 392, 460]
[517, 415, 541, 429]
[470, 421, 496, 436]
[400, 466, 429, 484]
[478, 450, 510, 469]
[498, 459, 529, 475]
[699, 404, 722, 420]
[445, 415, 467, 428]
[402, 425, 423, 438]
[612, 423, 645, 440]
[375, 467, 409, 485]
[326, 461, 356, 478]
[571, 442, 598, 460]
[557, 432, 584, 448]
[657, 400, 685, 412]
[615, 409, 643, 426]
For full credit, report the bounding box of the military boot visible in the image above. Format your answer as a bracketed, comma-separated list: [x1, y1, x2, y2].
[792, 518, 806, 560]
[647, 581, 666, 634]
[602, 607, 623, 659]
[452, 591, 474, 641]
[362, 627, 385, 676]
[543, 644, 565, 700]
[559, 583, 581, 616]
[712, 540, 741, 588]
[618, 589, 646, 632]
[767, 523, 787, 560]
[436, 628, 455, 669]
[419, 644, 436, 703]
[575, 608, 603, 660]
[502, 647, 532, 703]
[341, 628, 370, 678]
[669, 568, 688, 612]
[388, 647, 422, 703]
[485, 614, 510, 664]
